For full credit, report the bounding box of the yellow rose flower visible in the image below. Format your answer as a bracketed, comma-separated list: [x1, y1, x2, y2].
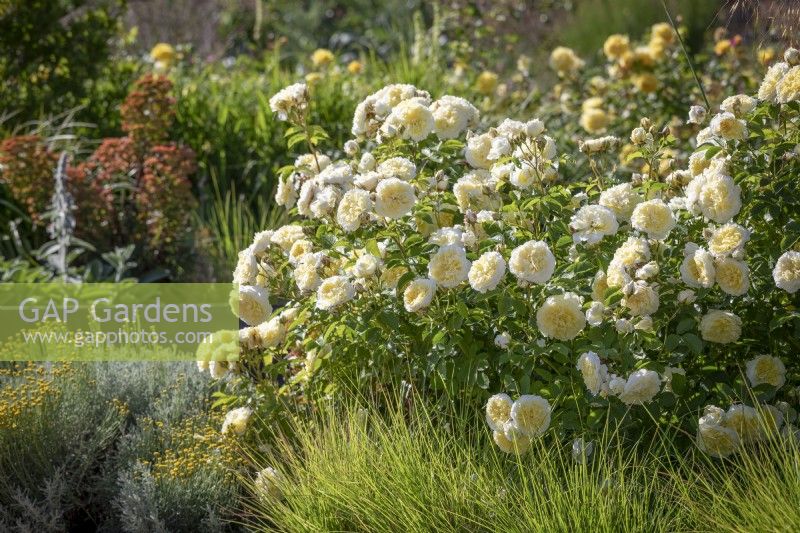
[475, 71, 499, 95]
[347, 60, 363, 74]
[311, 48, 335, 68]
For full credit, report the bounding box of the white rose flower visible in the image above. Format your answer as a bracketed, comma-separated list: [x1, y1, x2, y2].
[271, 225, 306, 251]
[688, 105, 707, 124]
[707, 223, 750, 257]
[233, 247, 259, 285]
[618, 369, 660, 405]
[615, 318, 634, 334]
[294, 253, 322, 292]
[381, 99, 434, 141]
[316, 276, 355, 311]
[759, 62, 790, 101]
[773, 251, 800, 293]
[680, 244, 716, 288]
[585, 301, 605, 326]
[612, 237, 651, 268]
[336, 188, 373, 232]
[255, 316, 286, 348]
[403, 278, 437, 312]
[570, 204, 619, 245]
[677, 289, 696, 304]
[720, 94, 756, 117]
[485, 393, 513, 431]
[576, 351, 609, 396]
[430, 95, 479, 139]
[598, 182, 642, 222]
[510, 395, 552, 437]
[464, 133, 494, 169]
[621, 281, 659, 316]
[352, 253, 381, 278]
[746, 355, 786, 389]
[377, 157, 417, 181]
[697, 406, 740, 458]
[631, 199, 676, 240]
[254, 467, 283, 500]
[710, 112, 748, 140]
[375, 177, 416, 219]
[237, 285, 272, 326]
[635, 261, 659, 280]
[509, 240, 556, 284]
[269, 83, 308, 120]
[699, 309, 742, 344]
[715, 257, 749, 296]
[724, 404, 762, 443]
[468, 251, 506, 293]
[536, 292, 586, 341]
[494, 332, 511, 349]
[222, 406, 253, 435]
[428, 245, 471, 288]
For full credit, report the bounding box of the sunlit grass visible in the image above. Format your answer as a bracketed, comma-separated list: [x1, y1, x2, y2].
[241, 394, 800, 532]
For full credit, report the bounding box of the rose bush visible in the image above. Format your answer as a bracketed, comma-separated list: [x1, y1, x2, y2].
[201, 31, 800, 458]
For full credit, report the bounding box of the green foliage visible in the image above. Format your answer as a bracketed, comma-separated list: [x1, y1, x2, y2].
[0, 0, 139, 135]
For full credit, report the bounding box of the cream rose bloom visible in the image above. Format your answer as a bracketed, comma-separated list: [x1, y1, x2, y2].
[697, 406, 740, 458]
[773, 251, 800, 293]
[686, 171, 742, 224]
[621, 281, 659, 316]
[618, 369, 660, 405]
[509, 240, 556, 284]
[631, 199, 676, 240]
[233, 247, 259, 285]
[598, 182, 642, 222]
[720, 94, 757, 117]
[570, 205, 619, 245]
[428, 245, 471, 288]
[468, 251, 506, 293]
[510, 395, 552, 437]
[254, 316, 287, 348]
[576, 351, 609, 396]
[464, 133, 494, 169]
[336, 188, 373, 232]
[294, 254, 322, 292]
[316, 276, 355, 311]
[715, 257, 749, 296]
[493, 428, 531, 454]
[776, 65, 800, 103]
[375, 177, 416, 219]
[352, 253, 381, 278]
[430, 95, 479, 139]
[381, 99, 434, 141]
[709, 112, 748, 140]
[699, 310, 742, 344]
[746, 355, 786, 389]
[536, 292, 586, 341]
[221, 406, 253, 435]
[237, 285, 272, 326]
[485, 393, 513, 431]
[254, 467, 283, 500]
[613, 237, 651, 268]
[549, 46, 584, 74]
[288, 239, 314, 265]
[723, 404, 762, 443]
[271, 224, 306, 251]
[403, 278, 437, 312]
[707, 223, 750, 256]
[377, 157, 417, 181]
[680, 244, 716, 288]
